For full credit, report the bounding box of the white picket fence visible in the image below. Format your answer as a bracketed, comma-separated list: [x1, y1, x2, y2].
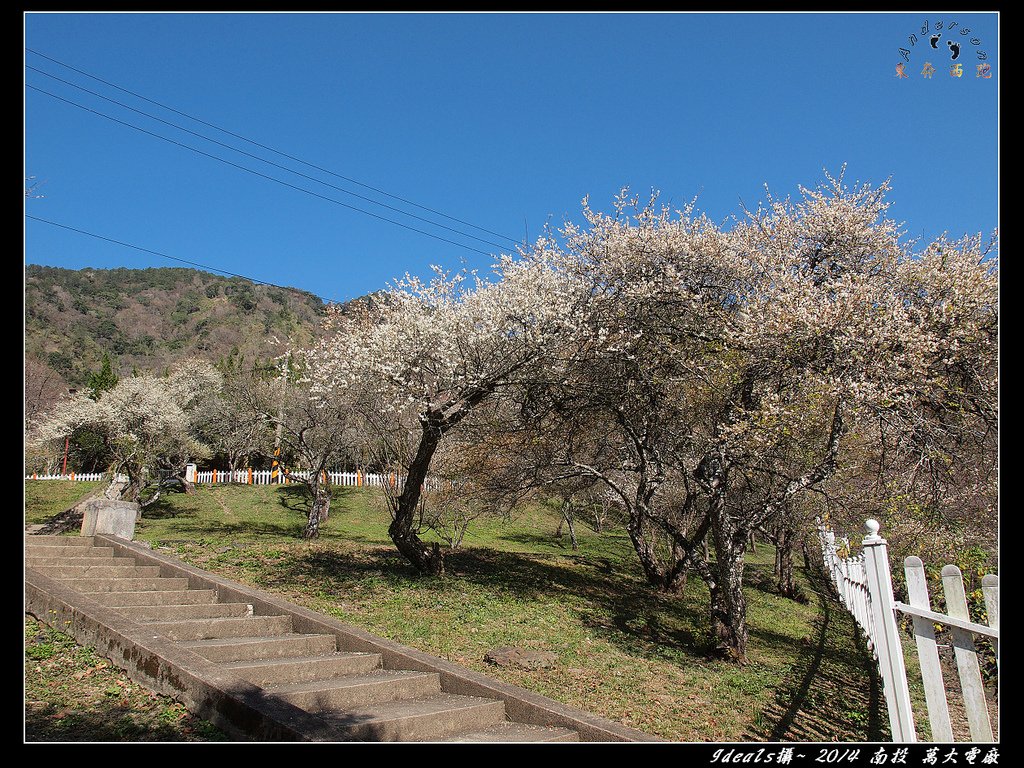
[25, 472, 105, 482]
[818, 519, 998, 743]
[25, 467, 442, 491]
[190, 467, 442, 491]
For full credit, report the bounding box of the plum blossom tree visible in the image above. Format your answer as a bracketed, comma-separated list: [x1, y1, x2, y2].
[306, 257, 583, 574]
[253, 350, 367, 540]
[32, 360, 223, 504]
[505, 172, 997, 661]
[305, 171, 994, 661]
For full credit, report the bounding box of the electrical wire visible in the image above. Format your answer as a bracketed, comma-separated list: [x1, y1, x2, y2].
[26, 47, 522, 247]
[26, 213, 345, 305]
[27, 83, 496, 257]
[27, 64, 513, 252]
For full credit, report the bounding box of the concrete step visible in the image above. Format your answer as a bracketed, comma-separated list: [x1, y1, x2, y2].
[267, 670, 441, 712]
[26, 555, 131, 566]
[219, 653, 382, 687]
[25, 535, 96, 546]
[441, 722, 581, 742]
[66, 577, 190, 592]
[83, 589, 219, 606]
[181, 634, 338, 663]
[32, 564, 162, 579]
[140, 615, 293, 641]
[25, 535, 652, 742]
[24, 546, 116, 559]
[115, 602, 254, 621]
[317, 693, 506, 742]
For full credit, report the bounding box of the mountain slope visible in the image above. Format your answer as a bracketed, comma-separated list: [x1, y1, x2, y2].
[25, 265, 328, 389]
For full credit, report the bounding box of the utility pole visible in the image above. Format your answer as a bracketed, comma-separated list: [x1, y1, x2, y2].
[271, 350, 289, 484]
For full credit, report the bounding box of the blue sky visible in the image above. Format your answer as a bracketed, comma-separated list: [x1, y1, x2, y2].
[24, 12, 999, 305]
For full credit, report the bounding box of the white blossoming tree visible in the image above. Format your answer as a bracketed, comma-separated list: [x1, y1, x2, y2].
[306, 257, 582, 574]
[32, 360, 223, 505]
[501, 173, 997, 661]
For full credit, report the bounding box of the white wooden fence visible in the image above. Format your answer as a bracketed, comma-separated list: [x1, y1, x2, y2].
[26, 467, 442, 491]
[818, 519, 998, 742]
[188, 467, 442, 491]
[25, 472, 105, 482]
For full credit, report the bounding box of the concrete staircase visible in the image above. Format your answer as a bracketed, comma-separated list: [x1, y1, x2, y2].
[25, 534, 655, 743]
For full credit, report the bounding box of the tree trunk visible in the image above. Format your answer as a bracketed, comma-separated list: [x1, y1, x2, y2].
[388, 419, 445, 575]
[117, 464, 143, 521]
[775, 525, 797, 599]
[626, 513, 687, 593]
[105, 476, 129, 500]
[708, 513, 749, 662]
[304, 481, 331, 539]
[562, 502, 578, 550]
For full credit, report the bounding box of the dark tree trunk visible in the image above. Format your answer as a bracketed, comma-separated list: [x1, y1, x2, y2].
[118, 466, 144, 521]
[562, 502, 578, 550]
[388, 418, 445, 575]
[303, 480, 332, 539]
[775, 525, 797, 599]
[627, 513, 688, 593]
[708, 513, 749, 662]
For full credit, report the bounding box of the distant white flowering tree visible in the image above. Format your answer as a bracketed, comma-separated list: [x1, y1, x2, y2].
[32, 360, 223, 504]
[258, 350, 368, 540]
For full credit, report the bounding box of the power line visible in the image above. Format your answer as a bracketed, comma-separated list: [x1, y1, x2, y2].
[25, 213, 344, 305]
[25, 47, 522, 248]
[27, 83, 495, 257]
[27, 64, 512, 253]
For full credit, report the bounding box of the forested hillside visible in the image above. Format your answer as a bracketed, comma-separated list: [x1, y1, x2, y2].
[24, 265, 329, 416]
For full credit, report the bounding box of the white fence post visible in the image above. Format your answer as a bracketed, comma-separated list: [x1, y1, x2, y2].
[861, 519, 916, 742]
[941, 565, 994, 742]
[904, 556, 954, 742]
[982, 574, 998, 667]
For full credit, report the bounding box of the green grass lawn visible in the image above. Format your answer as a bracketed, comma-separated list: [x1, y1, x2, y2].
[25, 615, 229, 742]
[25, 480, 884, 742]
[24, 480, 104, 524]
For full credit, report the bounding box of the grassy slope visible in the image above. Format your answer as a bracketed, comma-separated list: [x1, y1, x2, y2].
[24, 481, 104, 525]
[25, 617, 229, 742]
[25, 480, 883, 742]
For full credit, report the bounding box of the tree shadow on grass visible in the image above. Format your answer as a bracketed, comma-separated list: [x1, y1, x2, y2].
[274, 485, 362, 514]
[743, 563, 885, 742]
[139, 495, 191, 519]
[267, 544, 717, 663]
[276, 486, 314, 516]
[495, 531, 563, 548]
[145, 516, 308, 539]
[257, 546, 416, 590]
[744, 562, 810, 603]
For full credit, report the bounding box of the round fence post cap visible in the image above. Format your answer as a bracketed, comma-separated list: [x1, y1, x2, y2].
[862, 518, 884, 544]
